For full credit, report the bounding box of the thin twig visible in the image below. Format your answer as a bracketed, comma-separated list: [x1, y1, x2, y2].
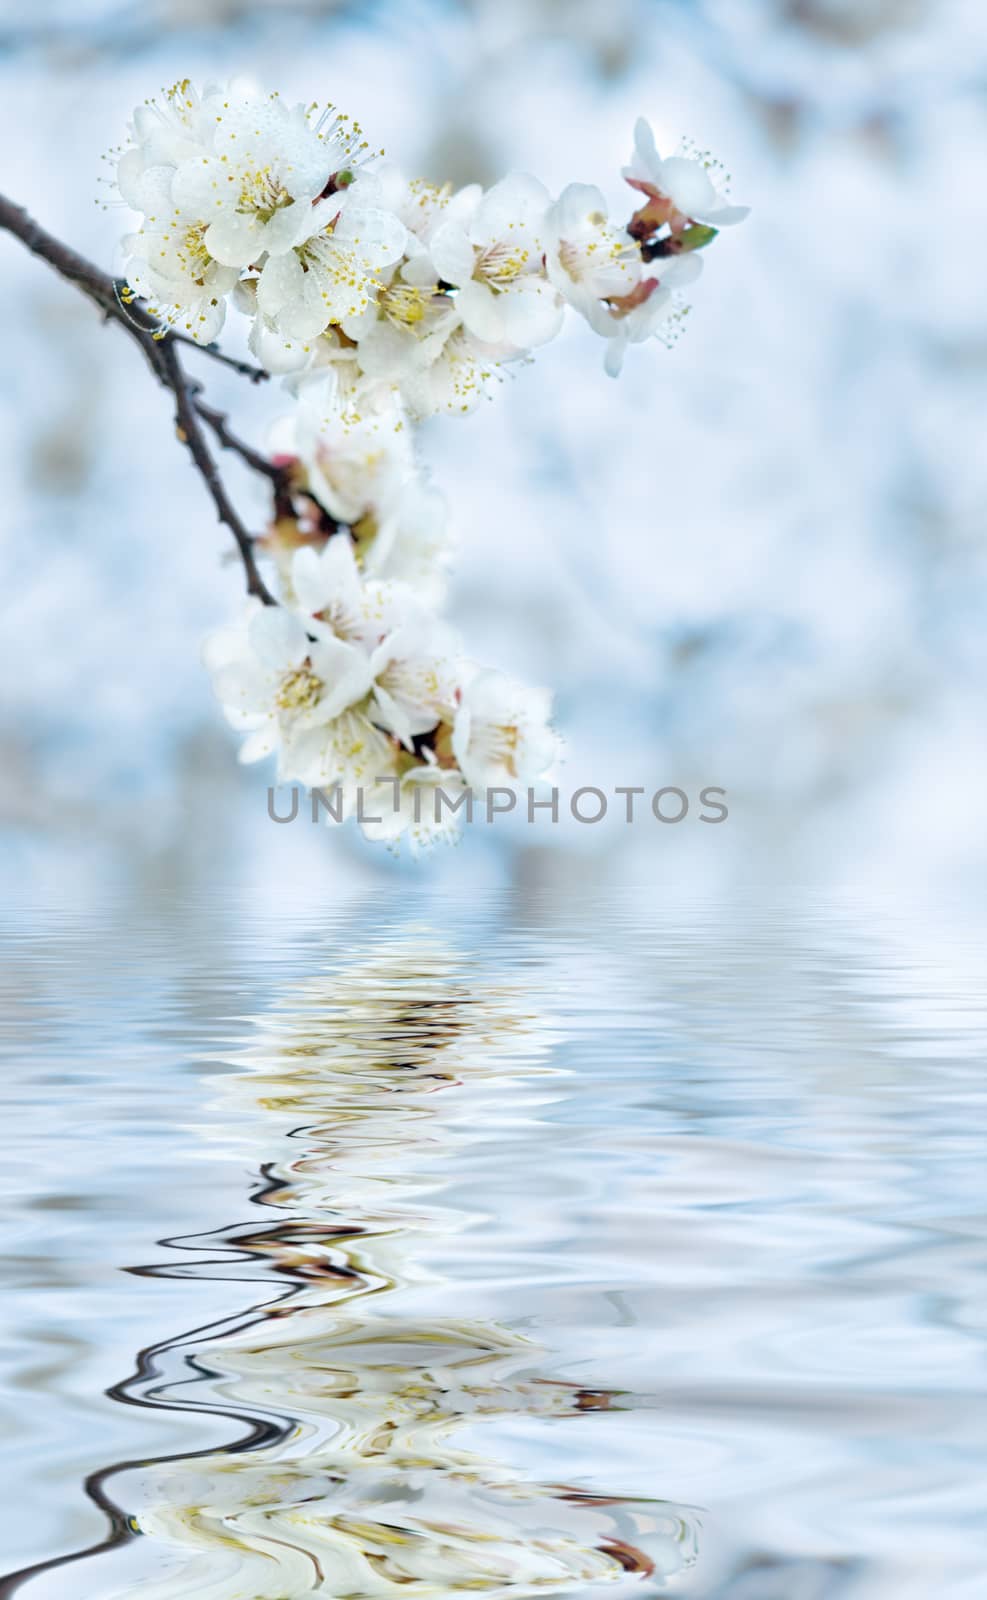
[156, 340, 276, 604]
[171, 330, 269, 384]
[0, 194, 118, 308]
[193, 396, 286, 485]
[0, 191, 277, 604]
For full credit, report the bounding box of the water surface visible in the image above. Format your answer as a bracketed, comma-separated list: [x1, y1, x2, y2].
[1, 891, 985, 1598]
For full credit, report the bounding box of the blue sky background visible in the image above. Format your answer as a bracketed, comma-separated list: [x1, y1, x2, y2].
[1, 0, 986, 901]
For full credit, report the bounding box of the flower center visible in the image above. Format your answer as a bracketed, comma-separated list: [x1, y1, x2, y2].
[558, 226, 635, 285]
[238, 166, 294, 224]
[557, 239, 585, 283]
[293, 228, 381, 324]
[476, 240, 530, 288]
[481, 722, 520, 778]
[276, 665, 324, 714]
[406, 177, 452, 226]
[313, 595, 364, 642]
[177, 222, 213, 284]
[380, 283, 432, 327]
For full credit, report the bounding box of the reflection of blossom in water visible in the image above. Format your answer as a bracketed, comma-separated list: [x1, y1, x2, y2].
[132, 1317, 695, 1597]
[108, 940, 698, 1596]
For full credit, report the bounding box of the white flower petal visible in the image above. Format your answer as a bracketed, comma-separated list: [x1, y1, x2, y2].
[238, 728, 278, 764]
[306, 634, 375, 721]
[627, 284, 673, 338]
[497, 280, 564, 350]
[699, 202, 751, 227]
[212, 661, 273, 709]
[204, 210, 263, 267]
[371, 682, 417, 749]
[429, 222, 475, 287]
[604, 335, 628, 378]
[257, 249, 305, 317]
[186, 295, 227, 344]
[659, 156, 718, 218]
[261, 202, 313, 256]
[248, 606, 309, 672]
[172, 155, 226, 216]
[471, 172, 551, 248]
[333, 206, 407, 267]
[456, 280, 504, 344]
[660, 254, 704, 289]
[278, 272, 336, 340]
[291, 546, 329, 615]
[634, 116, 662, 171]
[116, 149, 148, 211]
[317, 533, 363, 598]
[248, 315, 313, 374]
[400, 250, 439, 289]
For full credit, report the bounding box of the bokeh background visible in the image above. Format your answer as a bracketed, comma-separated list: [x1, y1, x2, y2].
[2, 0, 986, 902]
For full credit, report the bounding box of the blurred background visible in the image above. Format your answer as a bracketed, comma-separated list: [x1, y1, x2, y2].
[3, 15, 987, 1594]
[2, 0, 986, 903]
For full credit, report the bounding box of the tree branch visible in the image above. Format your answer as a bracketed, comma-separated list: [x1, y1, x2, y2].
[192, 395, 286, 485]
[0, 191, 277, 605]
[171, 330, 269, 384]
[156, 340, 275, 604]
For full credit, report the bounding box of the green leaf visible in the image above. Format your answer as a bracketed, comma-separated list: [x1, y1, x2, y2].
[675, 224, 719, 254]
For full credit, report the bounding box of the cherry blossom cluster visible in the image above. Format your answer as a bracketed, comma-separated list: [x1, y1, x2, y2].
[116, 80, 746, 397]
[112, 79, 746, 851]
[203, 533, 559, 852]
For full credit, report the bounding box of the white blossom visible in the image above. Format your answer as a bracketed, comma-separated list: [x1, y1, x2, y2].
[369, 615, 460, 750]
[171, 91, 352, 266]
[359, 764, 470, 854]
[206, 552, 468, 829]
[354, 309, 510, 419]
[289, 536, 404, 649]
[584, 254, 703, 377]
[115, 78, 220, 191]
[114, 77, 749, 849]
[253, 193, 406, 344]
[270, 381, 454, 595]
[429, 174, 563, 350]
[118, 126, 237, 341]
[452, 669, 561, 792]
[290, 539, 457, 749]
[203, 601, 375, 783]
[543, 183, 642, 317]
[120, 168, 239, 341]
[345, 163, 481, 276]
[302, 705, 399, 801]
[622, 117, 750, 231]
[286, 389, 417, 526]
[367, 477, 452, 606]
[117, 82, 403, 346]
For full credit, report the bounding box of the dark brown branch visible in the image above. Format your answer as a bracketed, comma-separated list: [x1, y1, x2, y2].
[0, 191, 276, 605]
[170, 330, 269, 384]
[155, 340, 275, 604]
[193, 396, 286, 485]
[0, 193, 120, 310]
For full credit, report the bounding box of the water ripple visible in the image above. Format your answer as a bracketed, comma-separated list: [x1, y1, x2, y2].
[1, 892, 985, 1599]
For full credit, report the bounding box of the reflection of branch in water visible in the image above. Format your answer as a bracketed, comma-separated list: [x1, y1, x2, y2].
[5, 941, 698, 1598]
